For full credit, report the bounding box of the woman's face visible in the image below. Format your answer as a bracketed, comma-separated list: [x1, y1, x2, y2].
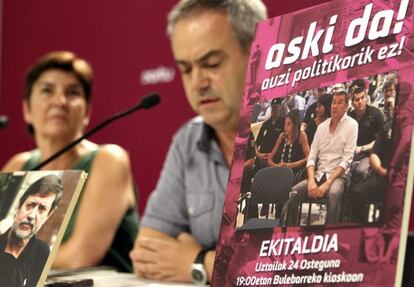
[23, 69, 90, 140]
[316, 103, 326, 118]
[284, 117, 293, 135]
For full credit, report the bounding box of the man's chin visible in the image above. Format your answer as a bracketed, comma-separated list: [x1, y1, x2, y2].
[14, 229, 34, 240]
[203, 117, 231, 131]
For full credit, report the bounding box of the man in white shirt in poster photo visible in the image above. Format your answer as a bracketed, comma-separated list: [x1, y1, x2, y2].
[283, 91, 358, 226]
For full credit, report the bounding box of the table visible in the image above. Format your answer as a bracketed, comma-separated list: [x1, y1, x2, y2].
[46, 268, 201, 287]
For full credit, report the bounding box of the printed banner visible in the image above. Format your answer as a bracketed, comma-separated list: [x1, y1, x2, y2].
[213, 0, 414, 286]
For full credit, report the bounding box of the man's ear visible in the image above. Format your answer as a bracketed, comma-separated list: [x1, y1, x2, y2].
[22, 100, 32, 124]
[83, 106, 92, 127]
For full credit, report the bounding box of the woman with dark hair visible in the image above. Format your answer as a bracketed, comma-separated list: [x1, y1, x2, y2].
[268, 109, 310, 182]
[305, 93, 332, 145]
[2, 51, 138, 272]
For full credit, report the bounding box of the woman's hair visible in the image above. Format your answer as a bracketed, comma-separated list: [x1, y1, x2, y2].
[317, 93, 333, 118]
[285, 109, 301, 142]
[24, 51, 93, 134]
[24, 51, 93, 103]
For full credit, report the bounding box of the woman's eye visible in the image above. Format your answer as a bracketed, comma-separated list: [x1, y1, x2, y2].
[41, 88, 52, 94]
[66, 89, 82, 98]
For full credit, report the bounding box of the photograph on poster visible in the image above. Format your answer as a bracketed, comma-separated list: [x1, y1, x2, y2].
[237, 71, 398, 230]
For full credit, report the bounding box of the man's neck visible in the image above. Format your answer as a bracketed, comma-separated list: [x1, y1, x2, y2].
[330, 114, 344, 133]
[215, 130, 236, 167]
[271, 115, 279, 123]
[355, 108, 366, 120]
[5, 230, 29, 258]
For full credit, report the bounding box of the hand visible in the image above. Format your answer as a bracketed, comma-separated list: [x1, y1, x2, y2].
[243, 159, 254, 168]
[307, 180, 318, 198]
[130, 233, 201, 282]
[379, 167, 387, 178]
[355, 146, 362, 155]
[316, 181, 330, 198]
[380, 234, 399, 264]
[269, 162, 281, 167]
[257, 153, 269, 160]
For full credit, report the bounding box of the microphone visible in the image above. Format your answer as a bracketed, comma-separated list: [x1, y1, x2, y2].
[0, 115, 8, 129]
[32, 93, 161, 170]
[140, 93, 161, 109]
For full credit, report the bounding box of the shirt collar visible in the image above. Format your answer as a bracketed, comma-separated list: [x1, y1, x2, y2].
[196, 122, 228, 165]
[339, 111, 349, 124]
[327, 112, 348, 127]
[197, 123, 215, 152]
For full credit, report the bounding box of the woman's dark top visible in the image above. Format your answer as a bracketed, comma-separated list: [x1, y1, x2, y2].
[305, 118, 318, 146]
[273, 134, 305, 176]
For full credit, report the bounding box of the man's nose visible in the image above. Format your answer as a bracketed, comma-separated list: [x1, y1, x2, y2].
[190, 68, 209, 93]
[26, 206, 39, 220]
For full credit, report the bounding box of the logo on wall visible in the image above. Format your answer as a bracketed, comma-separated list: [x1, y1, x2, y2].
[140, 66, 175, 85]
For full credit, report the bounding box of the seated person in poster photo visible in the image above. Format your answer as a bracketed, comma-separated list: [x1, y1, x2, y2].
[241, 98, 285, 191]
[267, 109, 310, 184]
[129, 0, 267, 284]
[301, 86, 327, 132]
[1, 51, 138, 271]
[253, 98, 285, 174]
[375, 79, 397, 122]
[304, 93, 332, 146]
[282, 91, 358, 226]
[348, 86, 384, 185]
[0, 175, 63, 287]
[351, 112, 392, 227]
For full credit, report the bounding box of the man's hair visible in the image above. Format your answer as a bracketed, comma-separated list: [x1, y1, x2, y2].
[349, 78, 367, 92]
[383, 79, 397, 91]
[351, 86, 366, 100]
[19, 174, 64, 214]
[331, 83, 345, 94]
[334, 90, 350, 104]
[317, 87, 327, 93]
[167, 0, 267, 53]
[270, 97, 283, 106]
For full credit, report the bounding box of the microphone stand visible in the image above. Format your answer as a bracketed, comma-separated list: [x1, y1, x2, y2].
[32, 93, 160, 170]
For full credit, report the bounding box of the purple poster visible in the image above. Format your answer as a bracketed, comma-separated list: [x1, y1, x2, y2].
[212, 0, 414, 286]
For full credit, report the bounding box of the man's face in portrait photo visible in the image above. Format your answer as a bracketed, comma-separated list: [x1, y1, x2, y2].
[11, 193, 56, 240]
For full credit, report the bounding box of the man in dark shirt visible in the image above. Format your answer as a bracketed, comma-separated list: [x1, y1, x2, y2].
[239, 131, 257, 196]
[0, 174, 63, 287]
[255, 97, 284, 169]
[301, 87, 327, 131]
[348, 87, 384, 183]
[351, 118, 392, 224]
